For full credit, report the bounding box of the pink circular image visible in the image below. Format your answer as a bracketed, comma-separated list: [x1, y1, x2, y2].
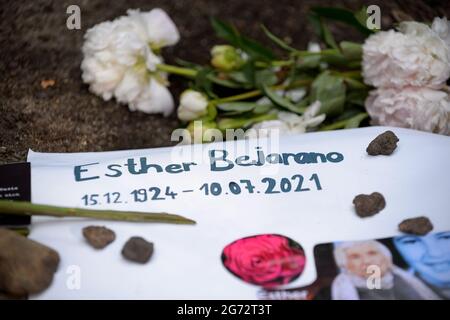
[221, 234, 306, 288]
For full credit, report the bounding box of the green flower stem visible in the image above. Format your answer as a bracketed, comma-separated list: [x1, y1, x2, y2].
[0, 200, 196, 225]
[293, 48, 340, 57]
[157, 62, 313, 107]
[213, 89, 264, 103]
[255, 60, 295, 68]
[319, 113, 368, 131]
[156, 64, 197, 78]
[319, 119, 351, 131]
[284, 78, 313, 89]
[332, 70, 363, 79]
[213, 79, 312, 104]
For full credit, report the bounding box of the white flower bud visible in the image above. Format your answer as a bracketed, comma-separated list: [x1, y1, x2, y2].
[177, 90, 209, 121]
[211, 45, 244, 71]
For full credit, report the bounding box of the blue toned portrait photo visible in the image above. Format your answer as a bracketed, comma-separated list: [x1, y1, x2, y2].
[394, 231, 450, 299]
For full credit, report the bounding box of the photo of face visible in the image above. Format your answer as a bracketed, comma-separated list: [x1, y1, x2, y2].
[394, 231, 450, 288]
[343, 242, 391, 278]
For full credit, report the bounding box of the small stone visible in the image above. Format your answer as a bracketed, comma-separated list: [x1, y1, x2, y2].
[353, 192, 386, 217]
[0, 228, 60, 296]
[82, 226, 116, 249]
[366, 130, 399, 156]
[399, 216, 433, 235]
[121, 237, 154, 264]
[40, 79, 55, 89]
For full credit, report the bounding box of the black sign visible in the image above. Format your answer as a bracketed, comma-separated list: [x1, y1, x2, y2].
[0, 162, 31, 226]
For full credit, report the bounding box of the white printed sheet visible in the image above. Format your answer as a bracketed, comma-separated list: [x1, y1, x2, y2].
[26, 127, 450, 299]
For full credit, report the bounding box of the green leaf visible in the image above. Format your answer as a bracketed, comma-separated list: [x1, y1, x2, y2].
[322, 19, 338, 50]
[297, 54, 322, 69]
[227, 68, 268, 89]
[346, 90, 369, 107]
[241, 61, 256, 86]
[343, 77, 366, 90]
[311, 7, 373, 36]
[354, 6, 372, 30]
[175, 58, 202, 69]
[211, 18, 274, 61]
[228, 62, 278, 88]
[253, 103, 273, 114]
[194, 69, 215, 97]
[254, 69, 279, 87]
[207, 74, 243, 88]
[262, 85, 306, 114]
[334, 108, 361, 121]
[228, 71, 250, 84]
[261, 25, 297, 52]
[218, 113, 277, 130]
[345, 112, 369, 128]
[240, 37, 275, 61]
[309, 12, 323, 41]
[211, 18, 240, 45]
[348, 61, 362, 69]
[308, 13, 338, 50]
[216, 100, 274, 116]
[319, 110, 368, 131]
[206, 103, 218, 120]
[310, 71, 346, 116]
[216, 102, 258, 112]
[309, 48, 358, 66]
[340, 41, 362, 60]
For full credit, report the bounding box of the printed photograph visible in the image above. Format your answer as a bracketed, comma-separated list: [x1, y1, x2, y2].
[262, 231, 450, 300]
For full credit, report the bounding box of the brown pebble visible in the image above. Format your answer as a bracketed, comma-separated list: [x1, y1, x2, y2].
[82, 226, 116, 249]
[40, 79, 55, 89]
[121, 237, 154, 264]
[0, 228, 60, 296]
[366, 130, 399, 156]
[399, 216, 433, 235]
[353, 192, 386, 217]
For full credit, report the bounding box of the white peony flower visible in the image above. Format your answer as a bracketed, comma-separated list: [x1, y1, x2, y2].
[81, 8, 179, 115]
[127, 8, 180, 49]
[432, 17, 450, 52]
[246, 101, 325, 138]
[365, 87, 450, 135]
[128, 79, 174, 116]
[177, 90, 209, 122]
[363, 20, 450, 89]
[81, 19, 145, 100]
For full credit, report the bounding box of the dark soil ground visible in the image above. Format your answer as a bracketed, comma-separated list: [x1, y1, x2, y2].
[1, 0, 448, 164]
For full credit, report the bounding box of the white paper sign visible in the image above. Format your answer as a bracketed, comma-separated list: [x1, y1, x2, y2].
[26, 127, 450, 299]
